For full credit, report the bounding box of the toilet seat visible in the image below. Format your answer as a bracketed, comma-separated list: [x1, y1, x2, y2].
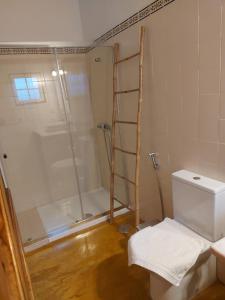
[128, 218, 211, 286]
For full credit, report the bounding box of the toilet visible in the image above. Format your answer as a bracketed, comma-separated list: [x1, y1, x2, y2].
[129, 170, 225, 300]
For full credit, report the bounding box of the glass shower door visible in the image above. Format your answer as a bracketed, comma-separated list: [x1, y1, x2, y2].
[0, 51, 83, 243]
[55, 51, 105, 220]
[56, 46, 127, 220]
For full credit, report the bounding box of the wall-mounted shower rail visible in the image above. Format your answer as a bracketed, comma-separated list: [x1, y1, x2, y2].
[110, 26, 145, 228]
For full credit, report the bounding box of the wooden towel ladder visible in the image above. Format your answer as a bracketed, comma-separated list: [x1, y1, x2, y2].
[110, 26, 145, 228]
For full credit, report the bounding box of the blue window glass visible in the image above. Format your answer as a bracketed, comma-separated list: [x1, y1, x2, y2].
[26, 77, 38, 89]
[29, 89, 40, 100]
[17, 90, 29, 101]
[14, 78, 27, 90]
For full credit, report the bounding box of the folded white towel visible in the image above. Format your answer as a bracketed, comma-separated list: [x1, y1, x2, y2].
[128, 218, 211, 286]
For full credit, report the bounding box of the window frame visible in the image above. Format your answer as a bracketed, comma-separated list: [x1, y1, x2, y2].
[11, 73, 46, 105]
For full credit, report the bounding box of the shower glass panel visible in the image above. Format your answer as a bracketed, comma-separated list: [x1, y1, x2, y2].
[0, 52, 82, 243]
[56, 48, 123, 218]
[0, 46, 127, 247]
[87, 46, 130, 209]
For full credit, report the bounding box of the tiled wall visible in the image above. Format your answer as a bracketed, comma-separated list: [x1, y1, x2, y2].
[102, 0, 225, 221]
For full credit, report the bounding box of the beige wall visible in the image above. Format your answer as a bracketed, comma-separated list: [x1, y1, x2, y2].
[102, 0, 225, 222]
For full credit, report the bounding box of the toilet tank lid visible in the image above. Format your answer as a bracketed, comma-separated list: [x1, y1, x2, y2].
[172, 170, 225, 194]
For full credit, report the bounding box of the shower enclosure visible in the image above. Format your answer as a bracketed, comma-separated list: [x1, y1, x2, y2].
[0, 46, 127, 249]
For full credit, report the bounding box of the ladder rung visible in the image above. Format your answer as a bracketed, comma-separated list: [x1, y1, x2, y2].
[115, 52, 140, 64]
[115, 88, 140, 94]
[113, 173, 135, 185]
[115, 120, 137, 125]
[113, 196, 131, 210]
[114, 147, 137, 156]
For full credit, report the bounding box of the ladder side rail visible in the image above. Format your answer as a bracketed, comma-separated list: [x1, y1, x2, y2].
[135, 27, 145, 228]
[110, 43, 120, 223]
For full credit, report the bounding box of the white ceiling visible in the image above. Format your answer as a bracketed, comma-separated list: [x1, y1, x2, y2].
[0, 0, 153, 46]
[79, 0, 154, 44]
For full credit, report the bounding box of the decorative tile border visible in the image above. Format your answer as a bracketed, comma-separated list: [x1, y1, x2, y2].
[0, 47, 90, 55]
[56, 47, 91, 54]
[94, 0, 175, 45]
[0, 47, 52, 55]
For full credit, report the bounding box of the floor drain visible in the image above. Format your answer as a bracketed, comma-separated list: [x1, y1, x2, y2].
[118, 224, 131, 234]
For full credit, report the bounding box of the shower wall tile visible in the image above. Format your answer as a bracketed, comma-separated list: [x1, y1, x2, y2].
[181, 93, 199, 140]
[198, 141, 219, 165]
[181, 138, 199, 172]
[218, 144, 225, 180]
[199, 0, 222, 94]
[219, 92, 225, 119]
[179, 0, 198, 68]
[198, 161, 219, 180]
[219, 2, 225, 120]
[219, 119, 225, 143]
[150, 85, 168, 135]
[199, 94, 219, 142]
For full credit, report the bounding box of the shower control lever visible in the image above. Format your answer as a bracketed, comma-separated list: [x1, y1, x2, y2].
[148, 152, 159, 169]
[3, 154, 7, 159]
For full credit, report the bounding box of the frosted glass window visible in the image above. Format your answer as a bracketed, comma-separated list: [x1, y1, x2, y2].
[12, 74, 45, 104]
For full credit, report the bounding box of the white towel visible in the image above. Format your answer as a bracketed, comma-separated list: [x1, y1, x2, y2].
[128, 218, 211, 286]
[211, 237, 225, 258]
